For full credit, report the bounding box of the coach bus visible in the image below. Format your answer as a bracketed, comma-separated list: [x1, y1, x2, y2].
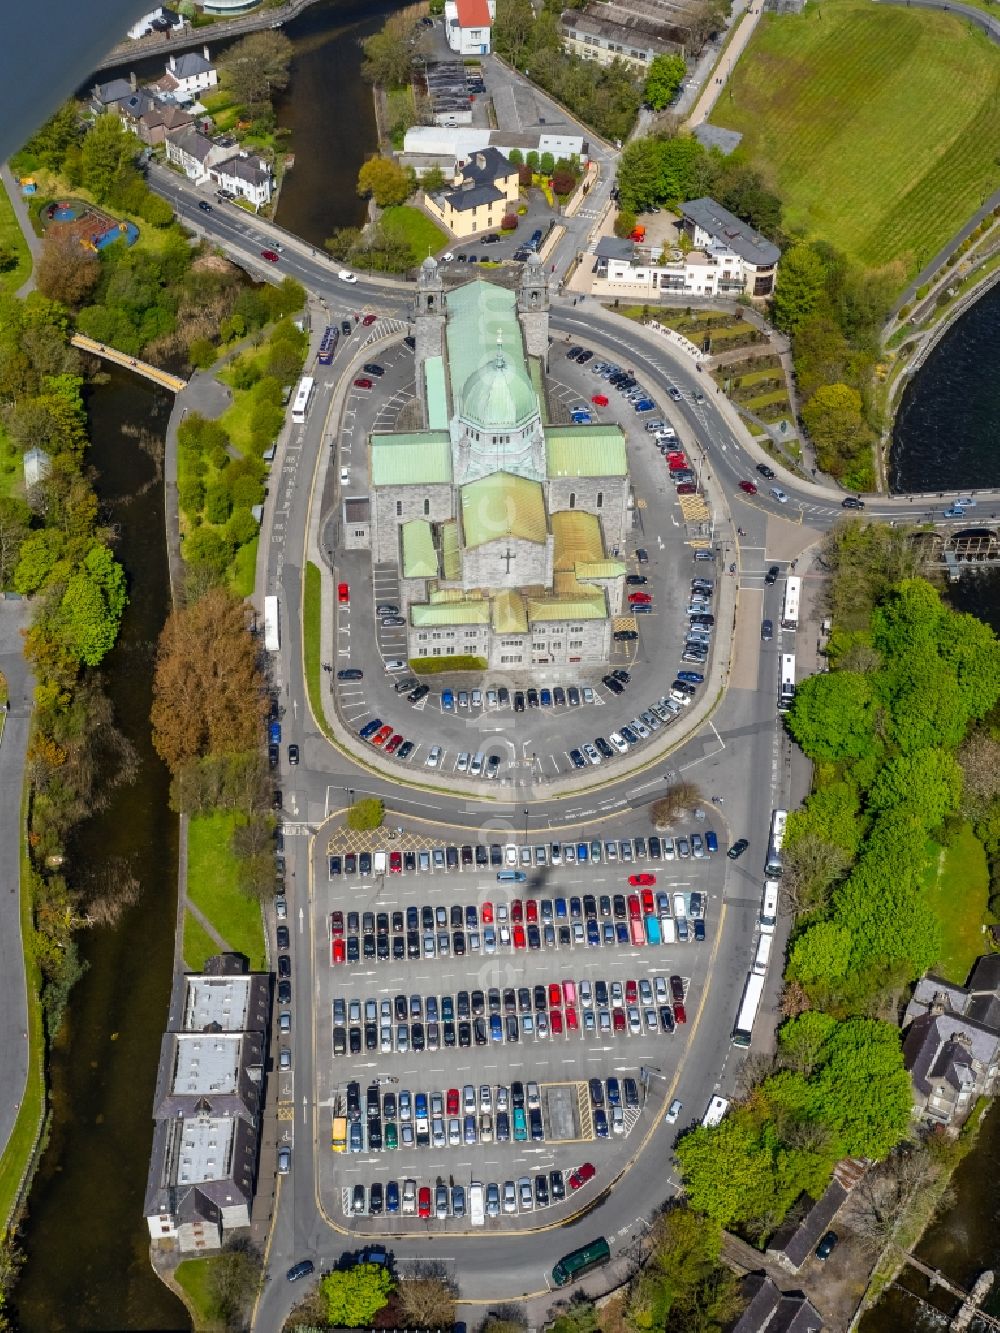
[765, 808, 787, 878]
[291, 375, 315, 425]
[552, 1237, 612, 1288]
[781, 575, 801, 631]
[778, 653, 796, 713]
[760, 880, 779, 935]
[318, 325, 339, 365]
[733, 971, 766, 1047]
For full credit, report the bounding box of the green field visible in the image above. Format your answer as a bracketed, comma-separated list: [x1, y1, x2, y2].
[182, 909, 220, 972]
[175, 1257, 225, 1332]
[0, 176, 32, 296]
[715, 0, 1000, 275]
[381, 204, 448, 259]
[923, 823, 991, 984]
[186, 811, 266, 970]
[303, 560, 330, 737]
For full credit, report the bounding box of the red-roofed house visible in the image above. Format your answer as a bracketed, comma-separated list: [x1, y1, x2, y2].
[445, 0, 495, 54]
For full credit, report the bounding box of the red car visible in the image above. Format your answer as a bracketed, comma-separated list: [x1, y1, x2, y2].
[674, 1001, 687, 1024]
[389, 851, 402, 873]
[525, 898, 538, 923]
[612, 1008, 626, 1033]
[362, 313, 378, 326]
[338, 582, 349, 604]
[260, 249, 279, 262]
[669, 460, 690, 474]
[385, 733, 404, 755]
[591, 393, 609, 407]
[627, 893, 642, 919]
[447, 1087, 460, 1116]
[550, 1007, 563, 1036]
[481, 901, 494, 924]
[371, 724, 393, 747]
[331, 937, 345, 964]
[641, 887, 655, 916]
[565, 1004, 579, 1030]
[353, 377, 373, 390]
[330, 910, 344, 937]
[418, 1186, 431, 1218]
[629, 873, 656, 887]
[625, 979, 638, 1005]
[677, 483, 697, 495]
[628, 592, 652, 605]
[511, 899, 524, 923]
[548, 982, 562, 1008]
[569, 1162, 596, 1192]
[739, 480, 758, 495]
[666, 452, 687, 466]
[513, 922, 526, 950]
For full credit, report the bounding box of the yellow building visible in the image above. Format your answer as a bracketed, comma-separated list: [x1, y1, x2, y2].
[423, 146, 519, 240]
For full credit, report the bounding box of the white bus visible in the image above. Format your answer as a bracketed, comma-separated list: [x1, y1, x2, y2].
[760, 880, 779, 935]
[263, 595, 280, 653]
[752, 932, 773, 977]
[765, 808, 787, 878]
[702, 1096, 730, 1128]
[781, 575, 801, 631]
[291, 375, 315, 425]
[778, 653, 796, 713]
[733, 971, 766, 1047]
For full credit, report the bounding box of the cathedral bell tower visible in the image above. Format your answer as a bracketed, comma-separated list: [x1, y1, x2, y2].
[517, 251, 550, 369]
[414, 256, 445, 417]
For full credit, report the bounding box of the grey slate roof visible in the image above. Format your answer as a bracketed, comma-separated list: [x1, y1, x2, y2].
[596, 236, 636, 261]
[770, 1296, 824, 1333]
[152, 1031, 264, 1122]
[169, 124, 216, 162]
[94, 78, 133, 106]
[904, 1013, 1000, 1096]
[767, 1181, 848, 1270]
[732, 1274, 781, 1332]
[463, 146, 515, 186]
[969, 954, 1000, 993]
[172, 51, 212, 78]
[681, 197, 780, 267]
[215, 154, 270, 187]
[443, 181, 504, 211]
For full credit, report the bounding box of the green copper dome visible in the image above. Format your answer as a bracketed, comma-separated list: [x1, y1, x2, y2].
[460, 348, 538, 431]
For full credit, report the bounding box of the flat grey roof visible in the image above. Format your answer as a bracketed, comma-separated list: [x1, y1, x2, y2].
[172, 1032, 241, 1096]
[693, 123, 743, 156]
[182, 974, 251, 1032]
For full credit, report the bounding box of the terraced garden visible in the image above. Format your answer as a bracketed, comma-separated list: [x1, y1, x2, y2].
[715, 0, 1000, 276]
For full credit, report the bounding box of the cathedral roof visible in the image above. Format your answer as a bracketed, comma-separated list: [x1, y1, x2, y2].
[552, 510, 605, 571]
[371, 431, 453, 485]
[461, 349, 538, 430]
[461, 471, 548, 549]
[492, 590, 528, 634]
[545, 424, 628, 477]
[401, 520, 438, 578]
[445, 281, 526, 413]
[411, 600, 490, 627]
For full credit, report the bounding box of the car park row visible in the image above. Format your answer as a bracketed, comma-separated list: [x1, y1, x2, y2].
[340, 1162, 597, 1221]
[330, 973, 691, 1055]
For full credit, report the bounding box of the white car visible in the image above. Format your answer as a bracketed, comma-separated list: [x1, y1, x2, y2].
[402, 1179, 416, 1214]
[456, 752, 470, 773]
[441, 251, 455, 262]
[505, 844, 518, 866]
[338, 269, 358, 283]
[609, 731, 629, 754]
[770, 487, 788, 503]
[425, 745, 442, 768]
[583, 743, 601, 765]
[666, 1098, 682, 1124]
[503, 1180, 518, 1214]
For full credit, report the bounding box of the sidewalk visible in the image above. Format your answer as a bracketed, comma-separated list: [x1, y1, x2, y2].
[684, 4, 765, 130]
[0, 162, 40, 297]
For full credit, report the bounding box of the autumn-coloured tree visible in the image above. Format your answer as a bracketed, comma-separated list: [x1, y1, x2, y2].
[151, 586, 265, 773]
[36, 234, 101, 308]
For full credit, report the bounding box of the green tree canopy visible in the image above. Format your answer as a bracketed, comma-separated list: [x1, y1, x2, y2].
[49, 543, 127, 666]
[772, 244, 827, 332]
[787, 670, 878, 761]
[80, 114, 141, 204]
[644, 53, 687, 109]
[357, 156, 413, 207]
[347, 797, 384, 831]
[868, 748, 963, 825]
[320, 1264, 394, 1328]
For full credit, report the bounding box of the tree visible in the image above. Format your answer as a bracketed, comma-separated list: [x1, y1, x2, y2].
[810, 1017, 913, 1158]
[360, 12, 417, 88]
[801, 381, 871, 478]
[208, 1237, 262, 1331]
[188, 337, 216, 370]
[347, 797, 384, 831]
[651, 781, 702, 827]
[397, 1268, 457, 1327]
[772, 244, 827, 333]
[868, 748, 962, 826]
[320, 1264, 394, 1328]
[49, 543, 128, 667]
[787, 920, 853, 985]
[0, 497, 32, 590]
[614, 208, 637, 239]
[421, 164, 447, 192]
[23, 101, 80, 171]
[219, 30, 293, 116]
[325, 227, 363, 261]
[540, 150, 555, 174]
[357, 156, 412, 207]
[507, 148, 523, 166]
[0, 242, 20, 274]
[675, 1113, 789, 1228]
[787, 670, 878, 761]
[80, 114, 141, 204]
[616, 136, 667, 212]
[644, 53, 686, 109]
[151, 585, 265, 773]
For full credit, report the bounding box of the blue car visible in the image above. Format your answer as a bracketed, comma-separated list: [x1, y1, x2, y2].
[490, 1013, 503, 1042]
[269, 720, 281, 744]
[540, 688, 553, 706]
[571, 411, 593, 424]
[634, 398, 656, 412]
[359, 718, 381, 740]
[705, 830, 718, 854]
[554, 897, 567, 919]
[587, 919, 601, 947]
[442, 689, 455, 710]
[386, 1180, 400, 1213]
[942, 507, 966, 519]
[577, 842, 588, 863]
[677, 670, 704, 684]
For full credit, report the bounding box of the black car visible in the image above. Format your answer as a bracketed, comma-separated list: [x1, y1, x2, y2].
[347, 937, 360, 962]
[527, 688, 539, 707]
[287, 1260, 315, 1283]
[623, 1077, 639, 1108]
[278, 979, 291, 1003]
[602, 675, 624, 695]
[328, 855, 341, 877]
[588, 1078, 605, 1107]
[268, 744, 279, 770]
[337, 668, 363, 681]
[392, 936, 405, 960]
[489, 843, 503, 867]
[553, 686, 566, 705]
[348, 1025, 361, 1053]
[757, 463, 776, 479]
[550, 1169, 565, 1201]
[595, 736, 614, 758]
[398, 741, 415, 760]
[535, 1174, 549, 1206]
[409, 684, 430, 702]
[359, 852, 372, 875]
[362, 362, 385, 377]
[727, 837, 749, 860]
[341, 319, 352, 335]
[475, 844, 488, 866]
[625, 574, 647, 586]
[636, 547, 649, 563]
[511, 1080, 525, 1109]
[278, 954, 291, 978]
[612, 669, 629, 684]
[764, 565, 780, 585]
[276, 925, 290, 950]
[534, 984, 547, 1010]
[570, 749, 586, 769]
[198, 200, 213, 213]
[514, 691, 525, 712]
[614, 630, 639, 642]
[815, 1231, 838, 1260]
[842, 496, 865, 509]
[458, 1021, 472, 1047]
[567, 686, 580, 705]
[288, 743, 299, 765]
[404, 335, 416, 350]
[367, 1118, 382, 1151]
[369, 1182, 384, 1214]
[498, 686, 510, 705]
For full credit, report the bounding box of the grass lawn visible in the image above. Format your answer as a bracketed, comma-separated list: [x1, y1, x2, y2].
[182, 910, 221, 972]
[229, 532, 258, 598]
[923, 822, 991, 984]
[0, 784, 45, 1229]
[381, 204, 448, 259]
[303, 560, 330, 737]
[715, 0, 1000, 277]
[0, 176, 32, 296]
[175, 1257, 225, 1332]
[187, 811, 266, 971]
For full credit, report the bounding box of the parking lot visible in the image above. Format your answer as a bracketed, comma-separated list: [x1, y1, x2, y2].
[313, 832, 727, 1230]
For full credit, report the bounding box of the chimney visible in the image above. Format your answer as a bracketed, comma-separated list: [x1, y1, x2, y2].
[169, 54, 176, 70]
[130, 71, 137, 91]
[203, 44, 210, 61]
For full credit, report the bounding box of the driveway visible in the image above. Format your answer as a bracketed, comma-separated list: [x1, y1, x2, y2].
[0, 597, 33, 1163]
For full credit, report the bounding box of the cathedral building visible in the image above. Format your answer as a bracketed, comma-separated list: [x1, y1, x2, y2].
[367, 256, 630, 672]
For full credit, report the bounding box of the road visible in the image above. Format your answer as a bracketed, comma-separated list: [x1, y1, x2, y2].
[145, 169, 998, 1328]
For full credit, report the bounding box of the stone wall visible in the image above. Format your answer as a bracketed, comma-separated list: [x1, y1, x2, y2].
[371, 484, 455, 564]
[547, 478, 629, 553]
[461, 534, 553, 592]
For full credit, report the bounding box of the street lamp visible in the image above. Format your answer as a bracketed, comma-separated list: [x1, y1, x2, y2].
[523, 807, 529, 845]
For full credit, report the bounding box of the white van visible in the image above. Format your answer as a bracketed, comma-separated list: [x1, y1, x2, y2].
[470, 1181, 485, 1226]
[702, 1096, 729, 1128]
[373, 851, 387, 875]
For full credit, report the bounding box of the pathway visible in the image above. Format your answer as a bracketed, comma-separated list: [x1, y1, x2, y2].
[684, 3, 765, 129]
[70, 335, 187, 392]
[0, 162, 40, 298]
[0, 599, 34, 1168]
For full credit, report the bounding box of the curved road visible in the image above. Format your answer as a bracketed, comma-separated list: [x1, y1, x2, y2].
[148, 169, 993, 1328]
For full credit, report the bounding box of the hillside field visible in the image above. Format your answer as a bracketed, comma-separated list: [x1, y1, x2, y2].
[715, 0, 1000, 276]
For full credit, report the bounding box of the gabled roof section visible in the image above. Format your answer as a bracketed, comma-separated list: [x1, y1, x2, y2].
[552, 510, 604, 570]
[456, 0, 492, 26]
[411, 600, 490, 627]
[577, 559, 627, 579]
[492, 590, 528, 633]
[401, 520, 438, 578]
[371, 431, 453, 485]
[425, 355, 449, 430]
[545, 424, 627, 477]
[461, 471, 547, 548]
[527, 594, 607, 623]
[446, 281, 525, 415]
[681, 197, 780, 267]
[441, 520, 462, 581]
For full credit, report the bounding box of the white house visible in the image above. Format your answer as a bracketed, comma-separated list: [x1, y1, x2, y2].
[159, 47, 218, 101]
[444, 0, 495, 55]
[209, 154, 274, 210]
[127, 6, 184, 39]
[165, 125, 226, 181]
[400, 125, 588, 179]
